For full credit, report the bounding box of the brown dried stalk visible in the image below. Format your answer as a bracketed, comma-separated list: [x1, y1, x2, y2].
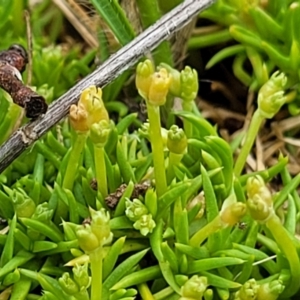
[0, 44, 48, 118]
[0, 0, 215, 172]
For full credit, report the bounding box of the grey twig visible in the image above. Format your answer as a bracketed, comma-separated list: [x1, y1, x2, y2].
[0, 0, 215, 172]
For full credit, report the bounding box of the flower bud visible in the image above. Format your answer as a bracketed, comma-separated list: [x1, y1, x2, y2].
[59, 273, 79, 295]
[89, 120, 112, 147]
[180, 275, 208, 300]
[12, 188, 36, 218]
[167, 125, 187, 154]
[76, 224, 101, 252]
[220, 202, 247, 226]
[257, 280, 285, 300]
[159, 64, 199, 102]
[32, 203, 53, 223]
[136, 59, 155, 100]
[133, 214, 156, 236]
[69, 86, 109, 133]
[246, 176, 274, 223]
[80, 86, 109, 125]
[148, 68, 171, 106]
[125, 198, 148, 222]
[180, 66, 199, 102]
[89, 207, 113, 247]
[73, 263, 91, 290]
[69, 102, 89, 133]
[258, 71, 287, 118]
[247, 194, 274, 222]
[235, 278, 259, 300]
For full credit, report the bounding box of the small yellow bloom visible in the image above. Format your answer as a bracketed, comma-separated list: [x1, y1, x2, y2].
[136, 59, 155, 100]
[69, 103, 89, 133]
[148, 68, 171, 106]
[69, 86, 109, 133]
[246, 176, 274, 222]
[136, 60, 171, 106]
[220, 202, 247, 226]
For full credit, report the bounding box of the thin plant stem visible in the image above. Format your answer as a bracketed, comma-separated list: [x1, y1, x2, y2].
[182, 101, 193, 137]
[62, 133, 87, 190]
[89, 248, 103, 300]
[94, 146, 108, 198]
[146, 103, 167, 197]
[234, 110, 264, 177]
[167, 152, 183, 184]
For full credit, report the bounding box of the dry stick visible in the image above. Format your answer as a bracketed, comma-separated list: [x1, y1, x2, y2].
[0, 0, 215, 173]
[24, 10, 33, 85]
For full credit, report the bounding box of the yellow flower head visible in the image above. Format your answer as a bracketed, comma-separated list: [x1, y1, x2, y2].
[69, 86, 109, 133]
[136, 60, 171, 106]
[148, 68, 171, 106]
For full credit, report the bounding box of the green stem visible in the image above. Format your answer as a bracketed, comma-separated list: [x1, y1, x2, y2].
[188, 29, 232, 49]
[167, 152, 183, 184]
[234, 110, 264, 176]
[90, 248, 103, 300]
[182, 101, 193, 138]
[147, 103, 167, 197]
[266, 214, 300, 298]
[63, 133, 87, 190]
[94, 146, 108, 198]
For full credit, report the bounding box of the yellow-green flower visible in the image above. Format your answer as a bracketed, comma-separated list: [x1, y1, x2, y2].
[258, 71, 287, 119]
[133, 214, 156, 236]
[235, 279, 259, 300]
[159, 63, 199, 102]
[147, 68, 171, 106]
[76, 224, 101, 252]
[89, 120, 112, 147]
[220, 202, 247, 226]
[136, 59, 155, 100]
[180, 66, 199, 102]
[59, 273, 79, 295]
[136, 59, 171, 106]
[69, 86, 109, 133]
[125, 198, 148, 222]
[89, 207, 113, 247]
[180, 275, 208, 300]
[246, 176, 273, 222]
[167, 125, 187, 154]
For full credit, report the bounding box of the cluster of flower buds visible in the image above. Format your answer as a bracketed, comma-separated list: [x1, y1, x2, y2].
[59, 263, 91, 298]
[136, 59, 171, 106]
[69, 86, 111, 145]
[257, 71, 287, 119]
[179, 275, 208, 300]
[125, 198, 156, 236]
[246, 175, 274, 223]
[136, 59, 199, 105]
[167, 125, 187, 155]
[76, 207, 113, 253]
[234, 278, 285, 300]
[161, 64, 199, 103]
